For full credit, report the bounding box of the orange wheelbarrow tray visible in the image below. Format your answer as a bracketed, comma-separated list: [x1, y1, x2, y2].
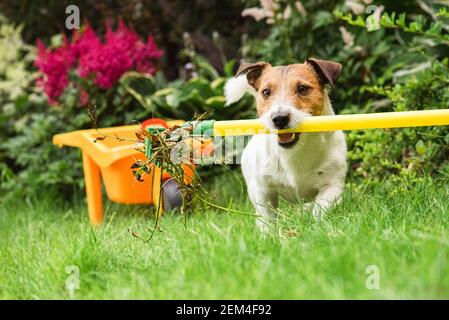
[53, 121, 194, 225]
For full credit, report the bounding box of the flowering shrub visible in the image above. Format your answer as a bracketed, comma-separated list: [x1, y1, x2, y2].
[1, 18, 164, 199]
[35, 20, 162, 104]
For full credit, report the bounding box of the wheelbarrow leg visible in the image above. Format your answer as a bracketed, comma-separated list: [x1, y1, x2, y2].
[82, 152, 103, 225]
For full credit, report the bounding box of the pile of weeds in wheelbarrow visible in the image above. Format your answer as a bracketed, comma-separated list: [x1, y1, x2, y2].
[87, 105, 253, 241]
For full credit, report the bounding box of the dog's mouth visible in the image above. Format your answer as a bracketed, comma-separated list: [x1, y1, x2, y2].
[277, 132, 300, 147]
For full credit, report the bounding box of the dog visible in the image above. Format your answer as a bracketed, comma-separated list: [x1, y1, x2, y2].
[224, 58, 347, 231]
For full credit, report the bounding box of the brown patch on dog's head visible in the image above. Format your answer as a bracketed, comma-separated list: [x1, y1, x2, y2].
[236, 61, 271, 91]
[253, 64, 329, 117]
[236, 59, 342, 118]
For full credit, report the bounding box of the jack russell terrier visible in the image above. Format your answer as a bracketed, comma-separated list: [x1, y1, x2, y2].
[224, 58, 347, 231]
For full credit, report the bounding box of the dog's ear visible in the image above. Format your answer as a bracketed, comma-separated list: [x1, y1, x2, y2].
[306, 58, 342, 88]
[236, 61, 271, 90]
[224, 61, 271, 105]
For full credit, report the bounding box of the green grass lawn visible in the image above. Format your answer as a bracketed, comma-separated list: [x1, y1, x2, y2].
[1, 173, 449, 299]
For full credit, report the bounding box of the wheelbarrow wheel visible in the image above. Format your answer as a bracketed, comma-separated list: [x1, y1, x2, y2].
[161, 179, 183, 212]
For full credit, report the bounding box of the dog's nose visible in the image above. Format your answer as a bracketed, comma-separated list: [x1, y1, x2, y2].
[272, 114, 290, 129]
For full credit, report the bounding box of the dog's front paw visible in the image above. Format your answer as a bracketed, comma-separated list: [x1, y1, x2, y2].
[303, 202, 325, 220]
[312, 204, 325, 220]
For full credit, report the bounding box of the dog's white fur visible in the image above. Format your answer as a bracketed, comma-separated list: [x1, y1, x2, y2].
[225, 75, 347, 231]
[224, 75, 254, 106]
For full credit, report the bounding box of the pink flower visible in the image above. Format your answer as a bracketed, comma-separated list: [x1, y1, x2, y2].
[35, 20, 163, 103]
[134, 36, 163, 73]
[78, 20, 163, 89]
[70, 24, 101, 61]
[34, 40, 72, 104]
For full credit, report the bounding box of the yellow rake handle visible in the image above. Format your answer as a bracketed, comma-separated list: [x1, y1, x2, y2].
[211, 109, 449, 136]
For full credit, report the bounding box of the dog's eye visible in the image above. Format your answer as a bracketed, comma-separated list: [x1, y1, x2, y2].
[262, 88, 271, 98]
[297, 85, 309, 96]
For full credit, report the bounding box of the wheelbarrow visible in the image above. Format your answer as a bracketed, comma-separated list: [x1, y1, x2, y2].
[53, 119, 195, 225]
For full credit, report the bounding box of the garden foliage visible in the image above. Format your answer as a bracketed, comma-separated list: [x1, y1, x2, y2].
[337, 7, 449, 180]
[1, 1, 449, 199]
[0, 19, 164, 197]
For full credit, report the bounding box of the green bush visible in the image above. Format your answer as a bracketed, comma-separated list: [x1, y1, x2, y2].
[0, 15, 42, 197]
[122, 60, 256, 121]
[340, 8, 449, 181]
[349, 60, 449, 180]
